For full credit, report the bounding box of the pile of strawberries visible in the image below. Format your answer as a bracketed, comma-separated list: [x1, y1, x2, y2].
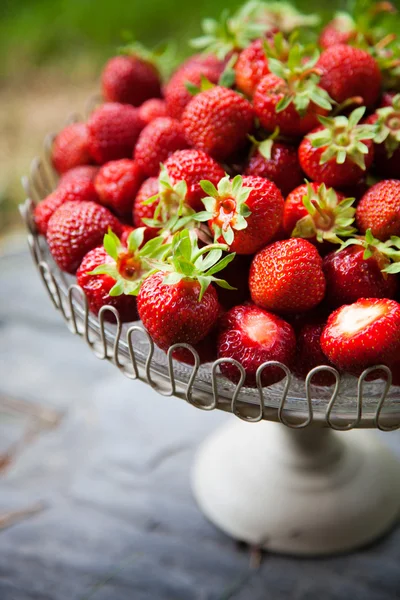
[33, 0, 400, 388]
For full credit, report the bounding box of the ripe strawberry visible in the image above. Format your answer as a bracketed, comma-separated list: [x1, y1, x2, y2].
[245, 134, 304, 197]
[293, 316, 336, 386]
[181, 86, 254, 161]
[323, 239, 399, 308]
[252, 45, 333, 137]
[317, 45, 382, 109]
[77, 228, 169, 321]
[172, 326, 218, 366]
[367, 94, 400, 179]
[133, 177, 160, 230]
[356, 180, 400, 240]
[138, 98, 168, 124]
[101, 55, 161, 106]
[94, 159, 143, 218]
[77, 246, 138, 322]
[164, 59, 223, 120]
[195, 174, 284, 255]
[34, 179, 98, 235]
[234, 39, 270, 97]
[87, 103, 144, 164]
[134, 117, 189, 177]
[52, 123, 92, 174]
[283, 182, 356, 246]
[217, 304, 296, 387]
[320, 298, 400, 376]
[299, 107, 375, 188]
[47, 201, 122, 273]
[163, 149, 225, 211]
[59, 165, 99, 187]
[137, 231, 233, 351]
[249, 238, 326, 313]
[319, 14, 356, 49]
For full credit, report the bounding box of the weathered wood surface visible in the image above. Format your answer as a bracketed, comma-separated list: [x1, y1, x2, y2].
[1, 248, 400, 600]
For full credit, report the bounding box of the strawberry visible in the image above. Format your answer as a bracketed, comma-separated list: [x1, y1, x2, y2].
[59, 165, 99, 187]
[320, 298, 400, 376]
[94, 159, 143, 218]
[356, 180, 400, 240]
[101, 55, 161, 106]
[164, 60, 223, 120]
[87, 103, 144, 164]
[134, 117, 189, 177]
[172, 326, 218, 366]
[138, 98, 168, 124]
[249, 238, 326, 313]
[133, 177, 160, 231]
[137, 230, 233, 351]
[368, 94, 400, 179]
[52, 123, 92, 174]
[47, 201, 122, 274]
[299, 107, 375, 188]
[234, 39, 270, 97]
[77, 246, 138, 322]
[283, 182, 356, 246]
[195, 174, 284, 255]
[182, 86, 254, 161]
[163, 149, 225, 211]
[323, 232, 399, 308]
[244, 132, 304, 197]
[77, 228, 170, 321]
[293, 316, 336, 386]
[217, 304, 296, 388]
[317, 45, 382, 109]
[319, 13, 356, 49]
[34, 179, 98, 235]
[252, 46, 333, 137]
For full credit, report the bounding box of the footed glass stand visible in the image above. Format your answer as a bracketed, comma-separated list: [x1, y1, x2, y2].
[20, 107, 400, 557]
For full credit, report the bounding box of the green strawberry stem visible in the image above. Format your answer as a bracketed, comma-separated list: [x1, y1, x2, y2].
[373, 93, 400, 157]
[339, 228, 400, 274]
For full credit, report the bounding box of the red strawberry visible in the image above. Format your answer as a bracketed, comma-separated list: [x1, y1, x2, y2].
[59, 165, 99, 187]
[34, 179, 98, 235]
[163, 149, 225, 211]
[317, 45, 382, 109]
[138, 98, 168, 124]
[293, 316, 336, 386]
[164, 59, 223, 120]
[249, 238, 326, 313]
[323, 241, 398, 308]
[283, 182, 356, 246]
[137, 231, 232, 350]
[319, 15, 356, 49]
[172, 326, 218, 366]
[134, 117, 189, 177]
[299, 107, 375, 188]
[234, 39, 270, 97]
[77, 246, 138, 322]
[94, 159, 143, 218]
[356, 180, 400, 240]
[181, 86, 254, 161]
[197, 174, 284, 255]
[245, 136, 304, 197]
[133, 177, 160, 230]
[321, 298, 400, 376]
[47, 201, 122, 273]
[101, 55, 161, 106]
[87, 103, 144, 164]
[52, 123, 92, 174]
[367, 94, 400, 179]
[217, 304, 296, 387]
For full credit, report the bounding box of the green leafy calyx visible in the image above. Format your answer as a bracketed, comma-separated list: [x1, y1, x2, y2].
[339, 228, 400, 274]
[308, 107, 377, 170]
[373, 93, 400, 157]
[291, 182, 356, 244]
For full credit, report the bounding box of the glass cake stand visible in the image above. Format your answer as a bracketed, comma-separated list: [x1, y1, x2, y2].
[19, 108, 400, 556]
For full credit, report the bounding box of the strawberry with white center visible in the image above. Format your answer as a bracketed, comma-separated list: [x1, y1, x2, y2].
[283, 181, 356, 245]
[321, 298, 400, 376]
[137, 230, 235, 351]
[217, 304, 296, 387]
[195, 174, 284, 255]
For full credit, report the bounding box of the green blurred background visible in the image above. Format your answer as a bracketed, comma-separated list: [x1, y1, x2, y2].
[0, 0, 399, 240]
